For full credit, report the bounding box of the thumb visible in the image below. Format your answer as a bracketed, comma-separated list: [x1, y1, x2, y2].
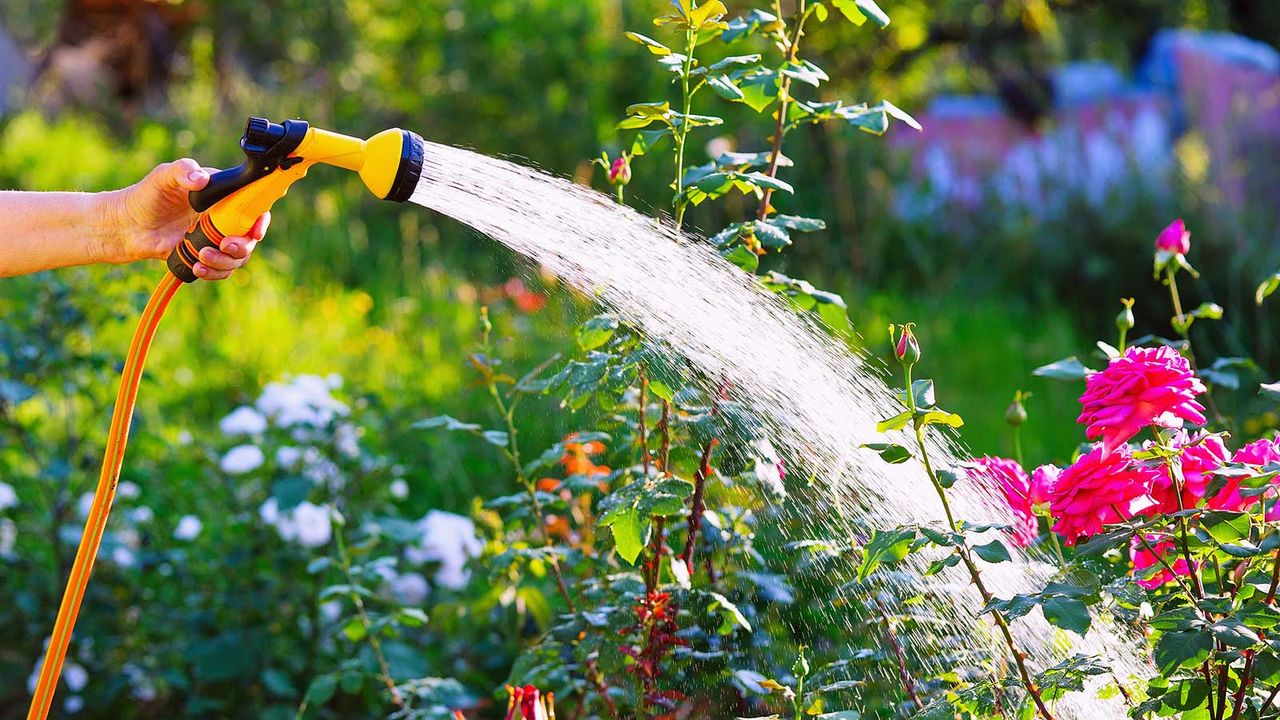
[167, 158, 210, 192]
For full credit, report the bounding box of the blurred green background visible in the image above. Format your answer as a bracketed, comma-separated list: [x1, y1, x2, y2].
[2, 0, 1280, 508]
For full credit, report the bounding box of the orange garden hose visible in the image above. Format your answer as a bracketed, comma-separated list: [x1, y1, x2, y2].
[26, 272, 183, 720]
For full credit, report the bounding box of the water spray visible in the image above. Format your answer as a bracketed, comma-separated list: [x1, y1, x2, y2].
[26, 117, 427, 720]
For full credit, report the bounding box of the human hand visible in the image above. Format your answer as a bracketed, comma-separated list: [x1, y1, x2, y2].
[106, 159, 269, 280]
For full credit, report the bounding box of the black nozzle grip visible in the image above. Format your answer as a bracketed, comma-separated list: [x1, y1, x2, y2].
[166, 215, 222, 283]
[187, 118, 309, 212]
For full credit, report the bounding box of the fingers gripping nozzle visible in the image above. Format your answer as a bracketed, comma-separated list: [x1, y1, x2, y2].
[167, 116, 428, 283]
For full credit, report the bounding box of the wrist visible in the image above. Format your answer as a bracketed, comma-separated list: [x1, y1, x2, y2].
[90, 189, 132, 264]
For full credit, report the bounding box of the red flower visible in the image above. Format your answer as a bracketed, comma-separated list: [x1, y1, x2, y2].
[607, 154, 632, 186]
[965, 456, 1038, 547]
[1048, 445, 1159, 545]
[505, 684, 555, 720]
[1076, 346, 1206, 456]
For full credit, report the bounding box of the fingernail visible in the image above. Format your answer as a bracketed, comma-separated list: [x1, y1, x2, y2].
[193, 263, 207, 276]
[188, 170, 208, 183]
[199, 248, 215, 262]
[224, 242, 240, 254]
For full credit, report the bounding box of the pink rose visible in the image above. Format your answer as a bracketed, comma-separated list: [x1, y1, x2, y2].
[966, 456, 1038, 547]
[1155, 218, 1190, 255]
[1049, 445, 1159, 545]
[1130, 533, 1192, 590]
[1077, 346, 1207, 456]
[1145, 431, 1229, 515]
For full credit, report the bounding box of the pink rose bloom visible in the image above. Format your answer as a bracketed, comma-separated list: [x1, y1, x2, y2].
[966, 456, 1038, 547]
[1049, 445, 1159, 545]
[1029, 464, 1060, 509]
[1155, 218, 1191, 255]
[1077, 346, 1207, 456]
[1130, 533, 1191, 590]
[1145, 431, 1229, 515]
[1211, 437, 1280, 518]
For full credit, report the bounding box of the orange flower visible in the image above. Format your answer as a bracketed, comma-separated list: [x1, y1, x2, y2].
[537, 477, 561, 492]
[561, 436, 610, 479]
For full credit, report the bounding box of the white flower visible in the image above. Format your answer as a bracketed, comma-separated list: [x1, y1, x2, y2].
[752, 437, 786, 497]
[219, 406, 267, 436]
[129, 506, 154, 524]
[116, 481, 141, 501]
[0, 518, 16, 557]
[389, 572, 430, 605]
[406, 510, 482, 590]
[275, 445, 304, 468]
[173, 515, 203, 542]
[290, 502, 332, 548]
[0, 481, 16, 511]
[76, 492, 95, 519]
[255, 375, 349, 428]
[220, 445, 265, 475]
[268, 500, 332, 548]
[64, 696, 84, 713]
[111, 546, 136, 568]
[320, 600, 343, 623]
[389, 479, 409, 500]
[63, 663, 88, 692]
[259, 497, 280, 525]
[335, 423, 361, 458]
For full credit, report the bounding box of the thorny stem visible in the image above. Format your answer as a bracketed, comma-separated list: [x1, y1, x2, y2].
[756, 0, 810, 222]
[905, 365, 1055, 720]
[1230, 547, 1280, 719]
[673, 13, 700, 229]
[682, 439, 718, 574]
[874, 597, 925, 710]
[335, 524, 406, 709]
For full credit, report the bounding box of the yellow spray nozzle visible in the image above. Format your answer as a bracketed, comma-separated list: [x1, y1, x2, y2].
[166, 116, 426, 283]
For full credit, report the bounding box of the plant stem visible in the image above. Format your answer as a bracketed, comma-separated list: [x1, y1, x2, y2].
[1230, 546, 1280, 719]
[672, 17, 699, 229]
[681, 438, 717, 574]
[1165, 268, 1228, 428]
[334, 524, 405, 709]
[1012, 426, 1023, 467]
[875, 597, 926, 710]
[903, 365, 1055, 720]
[756, 0, 809, 222]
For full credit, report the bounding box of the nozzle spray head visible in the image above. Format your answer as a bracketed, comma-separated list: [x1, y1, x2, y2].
[356, 127, 425, 203]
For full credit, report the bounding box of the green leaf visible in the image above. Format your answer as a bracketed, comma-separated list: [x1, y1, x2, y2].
[780, 59, 829, 87]
[832, 0, 891, 27]
[625, 32, 672, 56]
[879, 100, 922, 130]
[722, 245, 759, 273]
[631, 128, 671, 157]
[876, 410, 912, 433]
[1209, 618, 1260, 649]
[1041, 596, 1091, 636]
[862, 442, 911, 464]
[767, 215, 826, 232]
[600, 506, 647, 565]
[482, 430, 509, 447]
[753, 221, 791, 250]
[706, 74, 745, 101]
[910, 379, 936, 408]
[413, 415, 481, 432]
[1262, 381, 1280, 402]
[1032, 356, 1092, 381]
[1203, 510, 1251, 544]
[917, 409, 964, 428]
[972, 540, 1011, 564]
[1154, 630, 1214, 674]
[1190, 302, 1224, 320]
[710, 54, 762, 71]
[708, 591, 752, 634]
[857, 528, 916, 581]
[738, 71, 780, 112]
[1257, 272, 1280, 305]
[577, 314, 620, 350]
[305, 675, 338, 706]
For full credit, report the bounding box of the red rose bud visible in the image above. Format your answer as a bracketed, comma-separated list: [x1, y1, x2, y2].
[1155, 218, 1190, 255]
[891, 323, 920, 366]
[607, 154, 632, 186]
[505, 684, 555, 720]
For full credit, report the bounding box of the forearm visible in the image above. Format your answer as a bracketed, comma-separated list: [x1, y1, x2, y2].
[0, 190, 125, 277]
